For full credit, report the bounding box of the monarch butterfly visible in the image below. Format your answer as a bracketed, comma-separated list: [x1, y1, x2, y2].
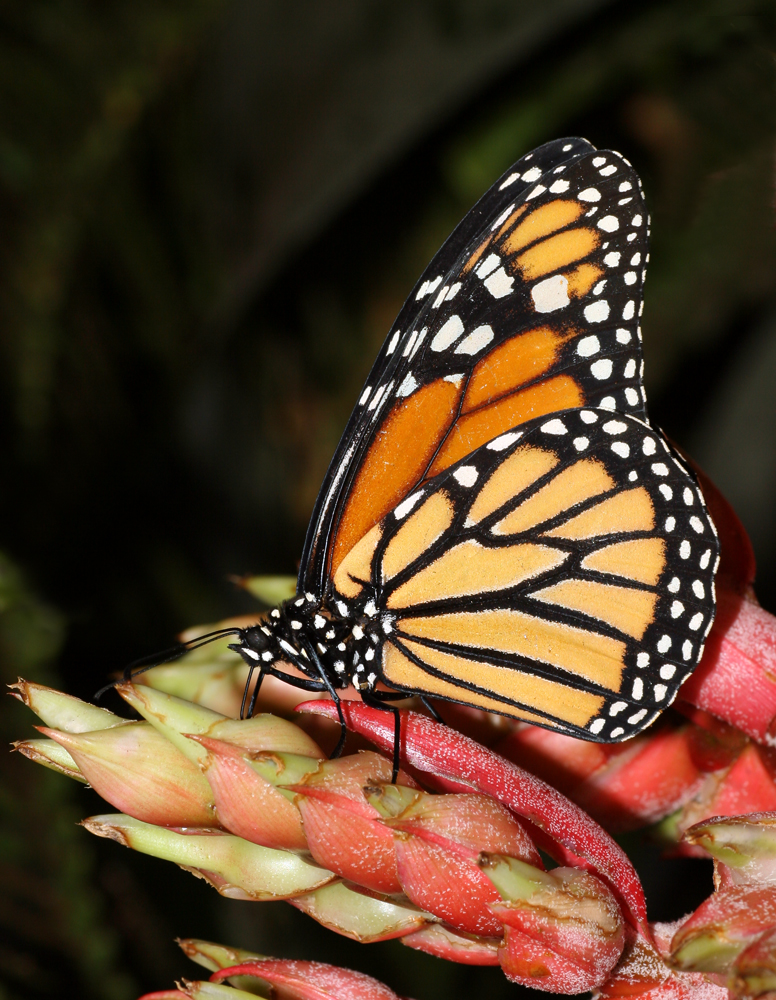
[135, 138, 720, 777]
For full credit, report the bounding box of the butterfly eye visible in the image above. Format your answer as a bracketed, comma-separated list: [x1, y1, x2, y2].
[244, 627, 271, 653]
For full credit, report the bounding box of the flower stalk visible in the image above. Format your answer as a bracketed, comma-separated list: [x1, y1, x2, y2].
[13, 480, 776, 997]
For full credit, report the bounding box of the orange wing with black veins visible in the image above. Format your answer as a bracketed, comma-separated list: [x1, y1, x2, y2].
[298, 138, 650, 597]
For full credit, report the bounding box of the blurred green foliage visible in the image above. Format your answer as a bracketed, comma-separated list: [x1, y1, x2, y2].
[2, 1, 776, 997]
[0, 553, 133, 1000]
[0, 1, 226, 444]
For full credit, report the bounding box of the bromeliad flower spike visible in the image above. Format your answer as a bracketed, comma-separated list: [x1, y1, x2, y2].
[165, 137, 719, 762]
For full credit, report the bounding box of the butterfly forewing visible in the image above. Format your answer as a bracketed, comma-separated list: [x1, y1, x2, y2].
[300, 140, 651, 599]
[332, 408, 718, 742]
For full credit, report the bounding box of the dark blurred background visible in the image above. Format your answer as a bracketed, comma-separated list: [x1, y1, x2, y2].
[3, 1, 776, 997]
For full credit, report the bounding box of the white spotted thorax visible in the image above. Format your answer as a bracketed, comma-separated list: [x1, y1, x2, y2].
[229, 138, 720, 747]
[236, 591, 394, 695]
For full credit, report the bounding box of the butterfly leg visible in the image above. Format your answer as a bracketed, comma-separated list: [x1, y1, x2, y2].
[240, 664, 256, 718]
[420, 696, 444, 724]
[360, 689, 402, 783]
[299, 639, 348, 760]
[236, 655, 349, 758]
[245, 665, 265, 718]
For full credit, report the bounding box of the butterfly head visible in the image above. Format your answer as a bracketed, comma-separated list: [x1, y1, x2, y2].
[238, 624, 273, 655]
[227, 589, 396, 697]
[228, 594, 340, 683]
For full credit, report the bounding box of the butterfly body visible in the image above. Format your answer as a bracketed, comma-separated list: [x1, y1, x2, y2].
[236, 592, 385, 697]
[235, 404, 718, 744]
[221, 137, 720, 750]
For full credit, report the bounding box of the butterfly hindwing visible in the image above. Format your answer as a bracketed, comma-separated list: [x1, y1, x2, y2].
[300, 140, 651, 600]
[333, 408, 719, 741]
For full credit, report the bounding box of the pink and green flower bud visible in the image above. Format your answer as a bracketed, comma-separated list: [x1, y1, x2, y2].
[176, 981, 260, 1000]
[149, 937, 416, 1000]
[684, 813, 776, 886]
[81, 813, 335, 900]
[494, 724, 614, 798]
[40, 723, 217, 826]
[140, 659, 246, 719]
[10, 678, 123, 731]
[679, 591, 776, 746]
[301, 700, 650, 937]
[699, 747, 776, 824]
[664, 749, 776, 850]
[572, 727, 704, 834]
[117, 682, 322, 767]
[380, 788, 541, 864]
[383, 791, 542, 936]
[497, 704, 761, 844]
[239, 576, 297, 606]
[210, 958, 413, 1000]
[497, 723, 707, 834]
[680, 708, 748, 772]
[175, 939, 277, 995]
[291, 752, 411, 894]
[290, 881, 430, 942]
[658, 477, 776, 749]
[189, 735, 319, 850]
[671, 885, 776, 973]
[178, 937, 268, 977]
[400, 923, 500, 964]
[138, 991, 189, 999]
[482, 855, 625, 991]
[595, 927, 729, 1000]
[597, 929, 671, 998]
[731, 925, 776, 997]
[13, 736, 85, 781]
[672, 476, 776, 745]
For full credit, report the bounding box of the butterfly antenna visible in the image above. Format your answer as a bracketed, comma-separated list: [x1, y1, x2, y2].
[94, 627, 245, 702]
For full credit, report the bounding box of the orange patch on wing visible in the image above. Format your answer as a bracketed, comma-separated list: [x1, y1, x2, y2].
[582, 538, 666, 586]
[501, 200, 585, 256]
[566, 262, 605, 298]
[467, 445, 559, 525]
[515, 227, 600, 281]
[332, 379, 462, 574]
[382, 644, 553, 726]
[428, 376, 583, 477]
[334, 524, 382, 598]
[402, 640, 606, 727]
[461, 206, 529, 276]
[382, 492, 454, 582]
[531, 579, 658, 640]
[494, 459, 615, 535]
[462, 327, 575, 412]
[545, 487, 655, 540]
[398, 609, 625, 691]
[387, 541, 568, 608]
